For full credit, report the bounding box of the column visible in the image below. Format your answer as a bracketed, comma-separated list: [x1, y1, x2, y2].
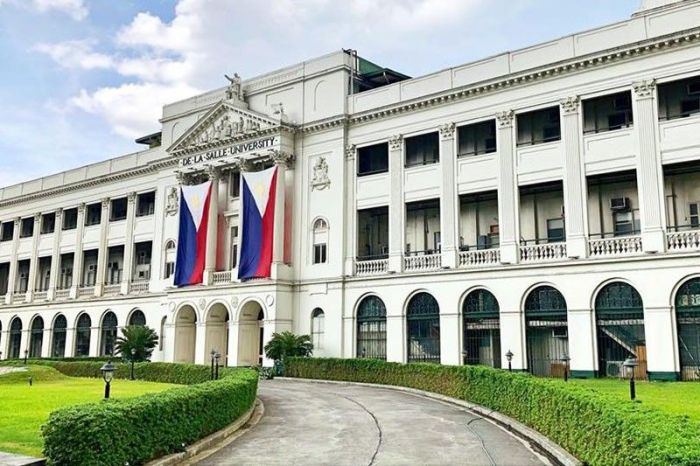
[270, 151, 295, 279]
[496, 111, 519, 264]
[41, 326, 52, 358]
[633, 79, 666, 253]
[560, 97, 588, 259]
[439, 313, 461, 365]
[385, 315, 405, 363]
[25, 213, 41, 302]
[645, 306, 679, 380]
[19, 325, 29, 361]
[439, 123, 458, 268]
[344, 144, 357, 275]
[499, 310, 526, 370]
[121, 192, 137, 294]
[70, 204, 86, 299]
[227, 320, 239, 366]
[94, 198, 111, 296]
[5, 218, 20, 305]
[194, 321, 207, 364]
[203, 166, 220, 285]
[88, 325, 99, 357]
[388, 135, 404, 272]
[64, 326, 75, 357]
[567, 308, 597, 377]
[47, 209, 63, 300]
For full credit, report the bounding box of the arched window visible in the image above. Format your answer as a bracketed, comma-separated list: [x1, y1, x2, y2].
[357, 296, 387, 360]
[312, 219, 328, 264]
[595, 282, 645, 379]
[676, 278, 700, 380]
[8, 317, 22, 359]
[129, 309, 146, 327]
[29, 316, 44, 358]
[52, 314, 67, 358]
[462, 289, 500, 367]
[406, 292, 440, 363]
[164, 240, 176, 279]
[100, 312, 118, 356]
[311, 308, 325, 350]
[524, 286, 568, 377]
[75, 313, 92, 357]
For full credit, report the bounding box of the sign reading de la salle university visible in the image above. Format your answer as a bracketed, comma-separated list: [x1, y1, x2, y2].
[179, 136, 279, 168]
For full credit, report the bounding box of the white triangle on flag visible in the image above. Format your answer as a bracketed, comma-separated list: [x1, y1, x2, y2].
[243, 166, 277, 215]
[181, 181, 211, 229]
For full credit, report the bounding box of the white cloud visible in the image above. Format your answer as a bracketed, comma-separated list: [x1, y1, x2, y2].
[32, 0, 87, 20]
[33, 40, 113, 69]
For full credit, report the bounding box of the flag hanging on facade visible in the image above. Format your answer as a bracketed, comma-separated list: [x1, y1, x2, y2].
[174, 181, 212, 286]
[238, 166, 278, 280]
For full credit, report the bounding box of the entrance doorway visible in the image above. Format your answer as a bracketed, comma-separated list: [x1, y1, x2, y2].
[237, 301, 265, 366]
[174, 305, 196, 363]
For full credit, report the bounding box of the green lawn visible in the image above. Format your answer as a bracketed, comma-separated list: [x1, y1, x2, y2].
[569, 378, 700, 422]
[0, 365, 177, 457]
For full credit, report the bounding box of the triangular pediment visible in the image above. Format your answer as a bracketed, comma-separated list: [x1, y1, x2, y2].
[168, 100, 289, 156]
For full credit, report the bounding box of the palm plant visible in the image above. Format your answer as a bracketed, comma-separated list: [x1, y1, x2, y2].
[264, 331, 313, 363]
[114, 325, 158, 362]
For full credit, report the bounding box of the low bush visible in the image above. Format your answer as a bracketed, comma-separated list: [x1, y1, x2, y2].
[37, 361, 257, 466]
[286, 358, 700, 466]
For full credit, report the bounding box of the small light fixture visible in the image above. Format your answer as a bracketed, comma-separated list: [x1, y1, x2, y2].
[100, 360, 115, 400]
[623, 357, 639, 400]
[505, 350, 514, 372]
[210, 349, 217, 380]
[214, 352, 221, 380]
[130, 347, 137, 380]
[24, 349, 28, 365]
[561, 353, 571, 382]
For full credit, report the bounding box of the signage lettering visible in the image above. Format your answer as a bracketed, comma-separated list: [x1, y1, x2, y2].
[179, 136, 278, 167]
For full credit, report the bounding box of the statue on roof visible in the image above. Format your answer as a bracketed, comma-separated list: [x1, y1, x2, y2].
[224, 73, 243, 100]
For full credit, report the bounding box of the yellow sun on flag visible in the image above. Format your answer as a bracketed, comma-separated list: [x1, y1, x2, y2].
[190, 193, 201, 210]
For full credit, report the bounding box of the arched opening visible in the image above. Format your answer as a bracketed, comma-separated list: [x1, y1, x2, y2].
[129, 309, 146, 327]
[174, 305, 196, 363]
[100, 311, 118, 356]
[75, 313, 92, 357]
[595, 282, 646, 379]
[406, 292, 440, 363]
[311, 308, 325, 353]
[205, 303, 230, 366]
[29, 316, 44, 358]
[524, 286, 569, 377]
[8, 317, 22, 359]
[356, 296, 387, 360]
[237, 300, 264, 366]
[463, 289, 501, 367]
[676, 278, 700, 380]
[52, 314, 67, 358]
[312, 218, 328, 264]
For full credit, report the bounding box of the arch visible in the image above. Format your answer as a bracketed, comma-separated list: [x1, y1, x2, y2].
[174, 304, 197, 363]
[100, 311, 118, 356]
[312, 217, 329, 264]
[675, 276, 700, 380]
[237, 299, 265, 366]
[29, 315, 44, 358]
[205, 301, 231, 366]
[356, 295, 387, 360]
[311, 308, 325, 353]
[406, 292, 440, 363]
[594, 281, 646, 379]
[312, 217, 329, 231]
[462, 288, 500, 367]
[51, 314, 67, 358]
[164, 240, 176, 279]
[75, 313, 92, 357]
[128, 309, 146, 327]
[524, 285, 568, 377]
[8, 316, 22, 359]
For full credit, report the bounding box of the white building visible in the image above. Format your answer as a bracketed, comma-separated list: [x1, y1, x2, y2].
[2, 0, 700, 380]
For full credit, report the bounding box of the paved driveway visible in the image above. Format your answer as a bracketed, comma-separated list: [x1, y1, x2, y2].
[198, 379, 549, 466]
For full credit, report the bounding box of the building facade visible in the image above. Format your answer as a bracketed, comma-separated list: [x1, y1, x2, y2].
[2, 0, 700, 380]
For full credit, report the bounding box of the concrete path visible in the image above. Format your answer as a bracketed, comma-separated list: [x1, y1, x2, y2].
[199, 379, 549, 466]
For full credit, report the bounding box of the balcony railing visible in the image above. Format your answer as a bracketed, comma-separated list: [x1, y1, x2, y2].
[404, 253, 442, 272]
[356, 258, 389, 276]
[54, 288, 70, 300]
[458, 249, 500, 267]
[78, 286, 95, 297]
[212, 271, 232, 285]
[667, 230, 700, 252]
[588, 236, 642, 257]
[103, 284, 121, 296]
[129, 280, 149, 294]
[34, 290, 48, 301]
[520, 242, 567, 263]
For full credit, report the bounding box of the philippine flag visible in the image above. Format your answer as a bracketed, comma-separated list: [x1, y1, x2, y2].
[174, 181, 212, 286]
[238, 166, 278, 280]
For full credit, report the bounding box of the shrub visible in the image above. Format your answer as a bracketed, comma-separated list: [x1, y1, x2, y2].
[286, 358, 700, 466]
[114, 325, 159, 362]
[39, 361, 257, 466]
[264, 331, 313, 363]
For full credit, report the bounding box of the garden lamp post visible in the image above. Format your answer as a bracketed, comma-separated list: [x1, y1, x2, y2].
[214, 352, 221, 380]
[100, 360, 115, 400]
[361, 348, 366, 358]
[24, 349, 28, 365]
[210, 349, 216, 380]
[461, 350, 469, 366]
[561, 353, 571, 382]
[506, 350, 514, 372]
[623, 357, 638, 401]
[130, 347, 136, 380]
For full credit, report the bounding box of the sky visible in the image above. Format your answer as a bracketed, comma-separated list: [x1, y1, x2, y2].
[0, 0, 640, 188]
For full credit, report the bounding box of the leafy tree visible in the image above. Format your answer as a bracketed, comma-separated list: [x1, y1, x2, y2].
[115, 325, 158, 362]
[264, 331, 313, 363]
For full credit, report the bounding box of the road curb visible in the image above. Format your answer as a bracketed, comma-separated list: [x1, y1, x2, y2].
[276, 377, 582, 466]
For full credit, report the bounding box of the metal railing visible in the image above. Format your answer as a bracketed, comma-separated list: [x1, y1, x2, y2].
[588, 236, 642, 257]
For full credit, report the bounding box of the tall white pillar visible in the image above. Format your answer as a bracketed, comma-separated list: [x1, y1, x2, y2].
[645, 305, 679, 380]
[567, 308, 597, 377]
[94, 198, 111, 296]
[5, 218, 20, 304]
[26, 213, 41, 302]
[203, 167, 220, 285]
[500, 310, 526, 370]
[19, 326, 29, 361]
[633, 80, 666, 253]
[439, 123, 459, 269]
[386, 315, 405, 363]
[388, 135, 404, 272]
[344, 145, 357, 275]
[270, 151, 295, 279]
[41, 326, 52, 358]
[70, 204, 86, 299]
[439, 313, 461, 365]
[47, 209, 63, 300]
[121, 192, 137, 294]
[560, 97, 588, 259]
[194, 321, 207, 364]
[89, 326, 99, 357]
[496, 111, 519, 264]
[64, 327, 75, 357]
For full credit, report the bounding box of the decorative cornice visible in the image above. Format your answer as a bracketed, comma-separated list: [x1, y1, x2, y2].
[560, 96, 580, 114]
[633, 79, 657, 99]
[388, 134, 403, 151]
[300, 115, 348, 134]
[438, 122, 456, 140]
[495, 111, 514, 129]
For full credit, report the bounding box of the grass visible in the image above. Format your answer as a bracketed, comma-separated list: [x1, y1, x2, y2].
[570, 378, 700, 422]
[0, 365, 178, 457]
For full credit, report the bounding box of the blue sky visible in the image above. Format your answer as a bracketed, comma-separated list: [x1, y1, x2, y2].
[0, 0, 639, 187]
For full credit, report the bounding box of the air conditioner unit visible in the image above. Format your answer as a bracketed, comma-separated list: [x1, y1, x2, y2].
[605, 361, 624, 378]
[552, 327, 568, 338]
[135, 264, 150, 280]
[609, 197, 629, 211]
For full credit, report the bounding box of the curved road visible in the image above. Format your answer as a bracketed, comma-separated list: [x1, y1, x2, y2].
[199, 379, 550, 466]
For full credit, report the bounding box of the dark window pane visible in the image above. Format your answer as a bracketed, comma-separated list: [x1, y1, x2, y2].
[358, 143, 389, 176]
[405, 132, 439, 167]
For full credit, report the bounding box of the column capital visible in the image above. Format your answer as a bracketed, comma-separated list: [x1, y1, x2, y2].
[13, 217, 20, 227]
[127, 192, 137, 204]
[78, 203, 86, 214]
[230, 157, 252, 172]
[438, 122, 456, 140]
[101, 198, 110, 210]
[495, 110, 514, 128]
[33, 212, 41, 223]
[174, 170, 187, 184]
[388, 134, 403, 151]
[633, 79, 656, 99]
[345, 144, 356, 160]
[560, 96, 580, 114]
[206, 165, 221, 181]
[270, 150, 295, 168]
[55, 208, 63, 219]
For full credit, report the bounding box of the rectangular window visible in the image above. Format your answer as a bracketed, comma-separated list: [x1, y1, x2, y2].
[357, 206, 389, 260]
[136, 192, 155, 217]
[231, 225, 239, 268]
[583, 91, 633, 134]
[85, 203, 101, 226]
[230, 171, 241, 197]
[658, 76, 700, 121]
[41, 213, 55, 234]
[546, 218, 565, 243]
[165, 262, 175, 279]
[457, 120, 496, 157]
[0, 222, 13, 241]
[517, 107, 561, 146]
[613, 211, 635, 236]
[111, 198, 128, 221]
[20, 218, 33, 238]
[313, 244, 327, 264]
[62, 208, 78, 230]
[358, 143, 389, 176]
[689, 202, 699, 228]
[405, 132, 439, 167]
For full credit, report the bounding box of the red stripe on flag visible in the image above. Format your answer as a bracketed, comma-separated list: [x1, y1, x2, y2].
[255, 169, 277, 277]
[189, 184, 211, 284]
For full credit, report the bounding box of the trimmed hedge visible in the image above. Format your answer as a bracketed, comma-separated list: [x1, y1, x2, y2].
[286, 358, 700, 466]
[32, 361, 257, 466]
